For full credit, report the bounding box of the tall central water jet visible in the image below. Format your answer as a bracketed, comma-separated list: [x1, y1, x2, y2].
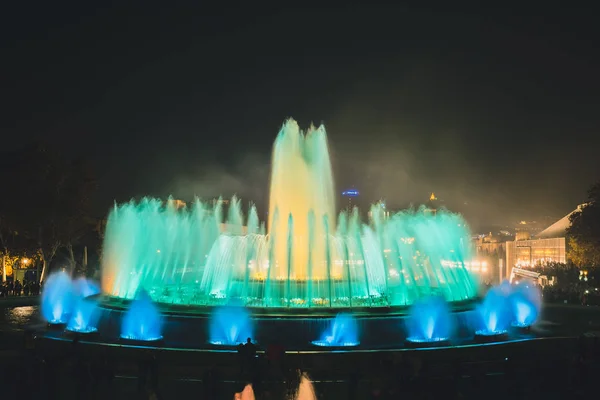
[268, 121, 335, 283]
[101, 118, 478, 309]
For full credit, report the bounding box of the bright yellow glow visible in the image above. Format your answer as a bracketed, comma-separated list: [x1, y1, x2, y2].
[21, 258, 30, 265]
[267, 121, 334, 281]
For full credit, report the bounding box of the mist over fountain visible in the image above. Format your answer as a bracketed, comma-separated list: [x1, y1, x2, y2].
[101, 119, 477, 309]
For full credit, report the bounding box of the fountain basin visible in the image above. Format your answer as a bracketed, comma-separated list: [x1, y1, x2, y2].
[66, 326, 99, 334]
[47, 322, 68, 330]
[311, 340, 360, 347]
[405, 337, 451, 348]
[474, 330, 508, 343]
[119, 336, 164, 345]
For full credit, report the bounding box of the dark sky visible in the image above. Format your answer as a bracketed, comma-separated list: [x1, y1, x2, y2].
[2, 3, 599, 230]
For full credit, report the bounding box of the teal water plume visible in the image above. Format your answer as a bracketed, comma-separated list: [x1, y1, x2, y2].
[101, 119, 477, 309]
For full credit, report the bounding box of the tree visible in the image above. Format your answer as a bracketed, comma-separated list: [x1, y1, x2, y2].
[567, 180, 600, 268]
[532, 261, 579, 286]
[0, 143, 98, 281]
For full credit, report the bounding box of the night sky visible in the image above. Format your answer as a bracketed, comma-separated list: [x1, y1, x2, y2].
[2, 3, 599, 230]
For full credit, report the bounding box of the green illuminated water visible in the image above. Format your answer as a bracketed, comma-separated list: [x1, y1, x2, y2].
[101, 119, 477, 308]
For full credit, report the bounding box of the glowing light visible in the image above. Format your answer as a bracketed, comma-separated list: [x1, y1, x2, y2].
[477, 282, 512, 335]
[406, 296, 452, 343]
[41, 271, 75, 324]
[120, 290, 163, 341]
[209, 306, 253, 346]
[312, 313, 359, 347]
[509, 284, 541, 328]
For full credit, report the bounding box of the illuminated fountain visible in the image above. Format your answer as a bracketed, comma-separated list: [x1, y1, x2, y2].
[41, 271, 76, 325]
[66, 277, 102, 334]
[101, 119, 477, 309]
[209, 306, 253, 345]
[405, 296, 452, 346]
[509, 284, 541, 329]
[312, 313, 359, 347]
[475, 282, 512, 341]
[120, 290, 163, 341]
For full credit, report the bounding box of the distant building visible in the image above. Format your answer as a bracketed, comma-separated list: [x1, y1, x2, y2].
[424, 192, 442, 215]
[474, 233, 509, 284]
[505, 206, 584, 283]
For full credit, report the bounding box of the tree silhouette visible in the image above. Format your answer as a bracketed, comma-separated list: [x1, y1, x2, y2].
[0, 142, 97, 281]
[567, 180, 600, 268]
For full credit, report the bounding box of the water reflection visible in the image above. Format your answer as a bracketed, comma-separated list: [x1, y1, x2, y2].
[0, 305, 40, 331]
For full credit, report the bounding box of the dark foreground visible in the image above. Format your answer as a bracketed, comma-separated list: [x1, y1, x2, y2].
[3, 336, 600, 399]
[1, 301, 600, 399]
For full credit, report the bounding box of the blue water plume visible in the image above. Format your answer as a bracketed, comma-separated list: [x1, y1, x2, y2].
[67, 278, 102, 333]
[121, 290, 163, 341]
[476, 282, 512, 335]
[41, 271, 76, 324]
[510, 284, 541, 327]
[67, 297, 100, 333]
[406, 296, 452, 343]
[73, 277, 101, 298]
[209, 306, 253, 345]
[312, 313, 359, 347]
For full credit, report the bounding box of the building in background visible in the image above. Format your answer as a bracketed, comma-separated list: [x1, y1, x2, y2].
[474, 232, 509, 284]
[424, 192, 443, 215]
[504, 206, 583, 282]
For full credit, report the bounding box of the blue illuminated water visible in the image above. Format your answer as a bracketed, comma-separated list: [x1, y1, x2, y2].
[312, 313, 359, 347]
[209, 306, 253, 345]
[67, 277, 102, 333]
[476, 282, 512, 335]
[73, 277, 101, 298]
[67, 298, 100, 333]
[120, 290, 163, 341]
[41, 271, 76, 324]
[406, 295, 452, 343]
[510, 284, 541, 328]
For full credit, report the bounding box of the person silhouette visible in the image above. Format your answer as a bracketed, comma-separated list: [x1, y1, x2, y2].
[241, 338, 256, 377]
